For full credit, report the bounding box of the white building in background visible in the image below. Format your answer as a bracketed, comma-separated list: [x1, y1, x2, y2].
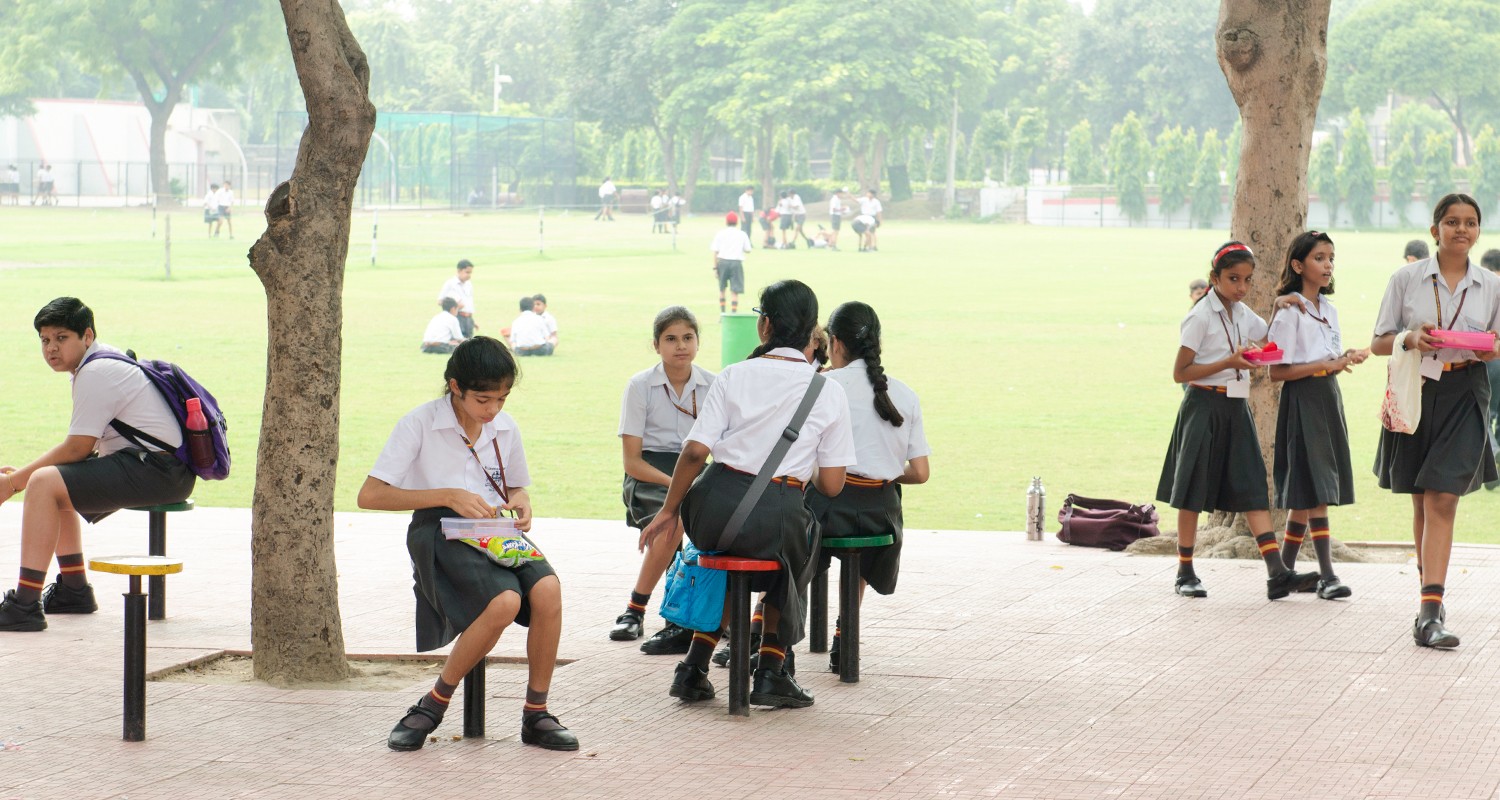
[0, 98, 244, 205]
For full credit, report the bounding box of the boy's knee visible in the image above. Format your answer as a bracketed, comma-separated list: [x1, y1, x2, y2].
[480, 590, 522, 624]
[528, 575, 562, 614]
[26, 467, 73, 509]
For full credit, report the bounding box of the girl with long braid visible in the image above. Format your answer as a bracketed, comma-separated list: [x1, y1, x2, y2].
[806, 301, 930, 673]
[641, 279, 855, 709]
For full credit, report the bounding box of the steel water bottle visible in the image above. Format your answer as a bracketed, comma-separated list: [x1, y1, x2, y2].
[1026, 476, 1046, 541]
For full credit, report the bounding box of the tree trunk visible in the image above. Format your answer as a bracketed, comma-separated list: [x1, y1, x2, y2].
[1217, 0, 1332, 534]
[869, 132, 890, 194]
[651, 120, 679, 196]
[682, 123, 708, 206]
[757, 119, 774, 206]
[147, 101, 174, 207]
[841, 132, 871, 191]
[247, 0, 375, 685]
[944, 91, 959, 213]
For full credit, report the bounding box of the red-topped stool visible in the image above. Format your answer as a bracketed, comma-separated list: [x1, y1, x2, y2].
[698, 554, 780, 716]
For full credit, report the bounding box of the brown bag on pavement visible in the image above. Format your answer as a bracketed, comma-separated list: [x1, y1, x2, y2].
[1056, 494, 1160, 551]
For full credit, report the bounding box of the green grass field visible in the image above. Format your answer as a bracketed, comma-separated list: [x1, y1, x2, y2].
[0, 204, 1493, 542]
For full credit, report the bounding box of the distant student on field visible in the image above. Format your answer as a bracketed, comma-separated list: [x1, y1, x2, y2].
[1404, 240, 1430, 263]
[738, 187, 755, 238]
[827, 187, 849, 251]
[858, 189, 884, 251]
[532, 294, 559, 352]
[1189, 278, 1209, 304]
[510, 296, 554, 357]
[215, 180, 235, 239]
[712, 212, 752, 313]
[203, 183, 221, 237]
[440, 259, 478, 337]
[422, 298, 466, 354]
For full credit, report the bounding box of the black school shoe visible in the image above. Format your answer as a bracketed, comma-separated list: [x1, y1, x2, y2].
[608, 612, 643, 641]
[750, 668, 814, 708]
[1174, 577, 1208, 598]
[0, 590, 46, 632]
[387, 704, 442, 751]
[669, 661, 715, 702]
[1316, 577, 1352, 600]
[712, 632, 760, 667]
[639, 622, 692, 655]
[42, 579, 98, 614]
[1266, 569, 1321, 600]
[520, 712, 579, 751]
[1414, 617, 1460, 649]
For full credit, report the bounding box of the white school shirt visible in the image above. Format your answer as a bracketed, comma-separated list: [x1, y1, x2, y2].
[790, 194, 806, 215]
[439, 276, 474, 316]
[1373, 257, 1500, 363]
[510, 311, 551, 349]
[738, 192, 755, 214]
[776, 196, 793, 216]
[540, 310, 558, 336]
[422, 311, 464, 345]
[1179, 291, 1268, 387]
[599, 180, 616, 199]
[203, 190, 219, 212]
[70, 342, 183, 457]
[216, 186, 234, 209]
[686, 347, 856, 481]
[1266, 292, 1341, 365]
[711, 226, 752, 261]
[827, 359, 930, 481]
[829, 194, 844, 218]
[618, 363, 717, 452]
[370, 398, 530, 507]
[859, 196, 882, 216]
[650, 194, 664, 211]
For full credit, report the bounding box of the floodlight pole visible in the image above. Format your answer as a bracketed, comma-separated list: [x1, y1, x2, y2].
[370, 132, 396, 207]
[538, 205, 545, 254]
[371, 209, 379, 267]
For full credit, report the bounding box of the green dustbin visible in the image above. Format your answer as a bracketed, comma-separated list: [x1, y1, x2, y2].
[720, 312, 760, 367]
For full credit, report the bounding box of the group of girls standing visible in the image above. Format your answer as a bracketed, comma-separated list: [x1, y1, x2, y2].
[1159, 193, 1499, 650]
[355, 278, 930, 752]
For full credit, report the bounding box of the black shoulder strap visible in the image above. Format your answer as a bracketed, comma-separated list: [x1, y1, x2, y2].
[715, 372, 827, 552]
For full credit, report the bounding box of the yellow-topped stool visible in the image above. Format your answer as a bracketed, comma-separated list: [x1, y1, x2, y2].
[90, 556, 184, 742]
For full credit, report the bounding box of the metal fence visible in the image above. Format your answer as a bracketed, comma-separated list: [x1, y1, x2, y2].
[0, 159, 277, 209]
[276, 111, 578, 210]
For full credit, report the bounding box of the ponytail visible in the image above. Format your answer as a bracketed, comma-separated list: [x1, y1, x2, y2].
[827, 301, 904, 427]
[747, 280, 819, 360]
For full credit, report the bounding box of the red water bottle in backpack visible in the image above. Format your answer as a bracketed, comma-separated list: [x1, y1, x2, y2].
[184, 398, 215, 471]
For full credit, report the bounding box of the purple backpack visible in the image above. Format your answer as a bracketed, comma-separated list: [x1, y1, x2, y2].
[81, 350, 232, 480]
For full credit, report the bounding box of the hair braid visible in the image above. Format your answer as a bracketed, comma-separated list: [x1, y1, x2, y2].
[828, 301, 904, 427]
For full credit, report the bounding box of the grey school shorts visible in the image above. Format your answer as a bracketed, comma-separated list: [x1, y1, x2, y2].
[57, 448, 196, 523]
[716, 258, 745, 293]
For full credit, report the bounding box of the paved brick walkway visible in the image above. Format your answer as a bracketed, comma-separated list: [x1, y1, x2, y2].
[2, 506, 1498, 799]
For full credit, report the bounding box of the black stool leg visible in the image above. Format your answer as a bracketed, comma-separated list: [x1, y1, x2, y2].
[463, 662, 485, 738]
[124, 575, 147, 741]
[839, 550, 861, 683]
[727, 571, 751, 717]
[809, 567, 828, 653]
[147, 511, 166, 621]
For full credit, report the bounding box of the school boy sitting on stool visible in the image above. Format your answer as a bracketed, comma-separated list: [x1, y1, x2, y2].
[0, 297, 196, 632]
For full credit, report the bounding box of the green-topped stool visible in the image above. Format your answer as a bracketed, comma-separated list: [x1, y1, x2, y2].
[699, 554, 781, 716]
[128, 499, 193, 620]
[89, 555, 184, 742]
[810, 534, 894, 684]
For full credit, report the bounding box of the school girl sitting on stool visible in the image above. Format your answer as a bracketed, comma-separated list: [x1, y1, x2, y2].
[1157, 242, 1322, 600]
[1371, 193, 1500, 649]
[806, 301, 930, 673]
[1267, 231, 1368, 600]
[357, 337, 577, 751]
[641, 279, 856, 708]
[610, 306, 716, 655]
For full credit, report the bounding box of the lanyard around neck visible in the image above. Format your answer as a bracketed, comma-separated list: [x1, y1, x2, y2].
[457, 431, 509, 507]
[664, 384, 697, 419]
[1216, 302, 1244, 382]
[1433, 275, 1468, 330]
[760, 353, 805, 363]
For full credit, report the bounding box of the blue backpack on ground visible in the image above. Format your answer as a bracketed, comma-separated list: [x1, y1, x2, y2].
[659, 543, 726, 632]
[81, 350, 232, 480]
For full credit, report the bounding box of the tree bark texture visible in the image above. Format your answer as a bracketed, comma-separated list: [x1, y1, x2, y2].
[247, 0, 375, 684]
[1217, 0, 1332, 529]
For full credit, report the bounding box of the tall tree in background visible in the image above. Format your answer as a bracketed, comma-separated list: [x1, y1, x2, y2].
[1338, 109, 1376, 227]
[20, 0, 279, 204]
[1309, 138, 1340, 228]
[1155, 126, 1197, 227]
[1328, 0, 1500, 165]
[1422, 131, 1455, 198]
[1108, 112, 1150, 224]
[1471, 127, 1500, 214]
[1388, 133, 1419, 227]
[1216, 0, 1333, 517]
[1065, 119, 1098, 184]
[248, 0, 375, 683]
[1191, 129, 1224, 228]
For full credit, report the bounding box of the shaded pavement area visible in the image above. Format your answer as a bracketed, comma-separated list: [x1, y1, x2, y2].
[3, 505, 1499, 799]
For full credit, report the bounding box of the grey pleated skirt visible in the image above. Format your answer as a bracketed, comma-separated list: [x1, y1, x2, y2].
[680, 462, 818, 645]
[1274, 373, 1355, 509]
[806, 481, 903, 595]
[1374, 363, 1497, 496]
[622, 449, 680, 530]
[1156, 386, 1270, 513]
[406, 507, 558, 652]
